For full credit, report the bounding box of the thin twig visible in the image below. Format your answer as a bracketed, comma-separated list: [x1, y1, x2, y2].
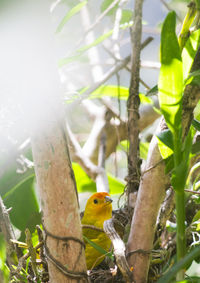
[77, 37, 154, 102]
[66, 123, 102, 180]
[184, 189, 200, 195]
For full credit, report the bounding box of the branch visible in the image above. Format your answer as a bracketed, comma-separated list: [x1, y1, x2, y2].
[127, 119, 170, 283]
[96, 131, 110, 192]
[83, 100, 159, 164]
[67, 123, 102, 180]
[103, 218, 133, 283]
[127, 0, 144, 195]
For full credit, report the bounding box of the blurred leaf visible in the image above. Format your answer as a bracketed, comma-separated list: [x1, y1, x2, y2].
[73, 163, 124, 194]
[120, 140, 128, 151]
[108, 173, 125, 194]
[139, 93, 153, 104]
[157, 245, 200, 283]
[0, 235, 9, 283]
[78, 29, 113, 53]
[101, 0, 119, 16]
[3, 176, 41, 241]
[120, 9, 132, 24]
[182, 29, 200, 81]
[91, 85, 129, 99]
[58, 53, 83, 67]
[73, 163, 96, 193]
[192, 210, 200, 231]
[90, 85, 153, 104]
[59, 22, 132, 66]
[120, 140, 149, 160]
[56, 1, 88, 33]
[158, 11, 183, 134]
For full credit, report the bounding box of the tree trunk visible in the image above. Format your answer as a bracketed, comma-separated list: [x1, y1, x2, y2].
[31, 117, 87, 283]
[127, 120, 169, 283]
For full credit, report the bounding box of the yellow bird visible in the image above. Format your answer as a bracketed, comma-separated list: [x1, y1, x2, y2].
[81, 192, 113, 269]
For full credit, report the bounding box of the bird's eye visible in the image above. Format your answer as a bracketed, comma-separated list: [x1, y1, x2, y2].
[93, 199, 98, 204]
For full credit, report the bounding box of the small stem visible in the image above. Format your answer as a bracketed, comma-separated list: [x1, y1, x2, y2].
[178, 1, 197, 51]
[175, 190, 186, 280]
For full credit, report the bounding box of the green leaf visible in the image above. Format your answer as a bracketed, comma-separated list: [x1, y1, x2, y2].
[146, 84, 158, 96]
[157, 245, 200, 283]
[83, 235, 114, 261]
[157, 129, 174, 159]
[90, 85, 153, 104]
[184, 69, 200, 86]
[139, 93, 153, 104]
[107, 173, 125, 194]
[56, 1, 88, 33]
[192, 119, 200, 131]
[158, 11, 183, 134]
[91, 85, 129, 99]
[182, 29, 200, 81]
[157, 129, 174, 150]
[3, 176, 41, 241]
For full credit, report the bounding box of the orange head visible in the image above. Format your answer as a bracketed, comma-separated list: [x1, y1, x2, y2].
[81, 192, 112, 227]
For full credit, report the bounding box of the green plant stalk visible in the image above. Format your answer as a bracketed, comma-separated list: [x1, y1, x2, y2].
[175, 190, 186, 281]
[173, 133, 186, 281]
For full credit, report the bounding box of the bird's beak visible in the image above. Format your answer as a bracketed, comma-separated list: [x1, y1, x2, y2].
[104, 195, 113, 203]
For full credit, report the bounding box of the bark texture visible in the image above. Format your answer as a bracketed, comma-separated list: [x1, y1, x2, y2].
[32, 118, 87, 283]
[127, 0, 144, 195]
[127, 121, 169, 283]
